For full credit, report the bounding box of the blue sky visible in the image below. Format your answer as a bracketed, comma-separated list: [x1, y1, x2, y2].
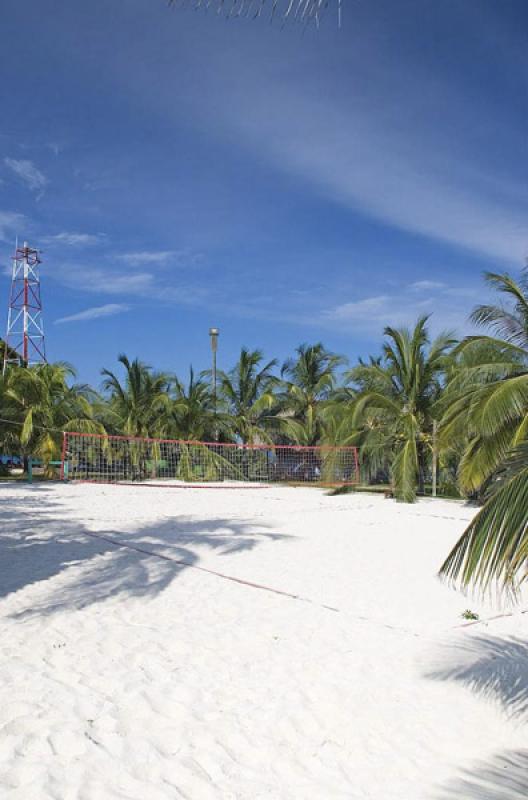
[1, 0, 528, 387]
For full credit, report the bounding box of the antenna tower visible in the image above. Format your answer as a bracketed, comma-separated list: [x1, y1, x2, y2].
[3, 242, 46, 372]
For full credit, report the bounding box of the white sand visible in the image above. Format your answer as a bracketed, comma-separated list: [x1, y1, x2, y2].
[1, 483, 527, 799]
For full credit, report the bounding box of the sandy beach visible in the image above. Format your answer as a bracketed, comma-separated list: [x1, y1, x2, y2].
[1, 482, 527, 799]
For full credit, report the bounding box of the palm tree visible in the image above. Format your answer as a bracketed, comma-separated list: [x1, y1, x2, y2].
[170, 367, 218, 441]
[280, 343, 346, 446]
[101, 354, 172, 438]
[215, 347, 280, 444]
[439, 271, 528, 497]
[2, 362, 102, 469]
[350, 317, 456, 502]
[440, 270, 528, 590]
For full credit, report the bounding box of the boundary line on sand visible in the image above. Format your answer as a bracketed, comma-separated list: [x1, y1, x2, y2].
[79, 528, 341, 613]
[70, 529, 528, 641]
[452, 608, 528, 629]
[73, 529, 432, 638]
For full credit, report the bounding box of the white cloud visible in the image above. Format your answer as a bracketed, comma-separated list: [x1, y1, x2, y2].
[4, 158, 47, 194]
[117, 250, 177, 266]
[324, 294, 432, 330]
[46, 142, 63, 157]
[45, 232, 105, 247]
[50, 260, 210, 308]
[255, 106, 528, 264]
[409, 280, 446, 291]
[327, 295, 397, 321]
[116, 249, 202, 268]
[319, 283, 483, 338]
[55, 303, 130, 325]
[0, 211, 26, 242]
[190, 66, 528, 265]
[59, 267, 154, 295]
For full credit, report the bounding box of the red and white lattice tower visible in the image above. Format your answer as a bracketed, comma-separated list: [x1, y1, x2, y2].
[3, 242, 46, 372]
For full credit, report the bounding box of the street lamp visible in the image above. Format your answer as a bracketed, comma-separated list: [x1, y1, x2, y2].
[209, 327, 219, 411]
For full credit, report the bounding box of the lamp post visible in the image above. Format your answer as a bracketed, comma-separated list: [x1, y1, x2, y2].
[209, 327, 219, 417]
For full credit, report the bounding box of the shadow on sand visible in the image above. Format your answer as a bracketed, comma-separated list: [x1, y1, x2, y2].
[427, 634, 528, 798]
[427, 634, 528, 720]
[435, 750, 528, 799]
[0, 483, 291, 617]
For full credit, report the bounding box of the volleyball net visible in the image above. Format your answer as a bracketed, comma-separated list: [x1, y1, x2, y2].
[61, 432, 360, 488]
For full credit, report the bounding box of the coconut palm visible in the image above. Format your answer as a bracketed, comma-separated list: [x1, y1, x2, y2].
[170, 367, 218, 441]
[215, 347, 280, 444]
[439, 271, 528, 497]
[439, 270, 528, 590]
[2, 362, 102, 468]
[280, 343, 346, 446]
[101, 354, 172, 438]
[350, 317, 456, 502]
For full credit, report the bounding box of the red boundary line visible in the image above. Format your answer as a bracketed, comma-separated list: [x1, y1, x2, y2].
[70, 480, 356, 490]
[74, 479, 269, 490]
[452, 607, 528, 629]
[76, 528, 340, 612]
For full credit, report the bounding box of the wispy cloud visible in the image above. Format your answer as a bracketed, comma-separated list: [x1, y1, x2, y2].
[44, 232, 106, 247]
[116, 249, 202, 268]
[229, 95, 528, 264]
[179, 46, 528, 265]
[409, 280, 446, 291]
[326, 295, 400, 322]
[319, 282, 483, 337]
[117, 250, 177, 266]
[0, 211, 26, 242]
[58, 266, 154, 295]
[55, 303, 130, 325]
[4, 158, 47, 195]
[51, 261, 210, 308]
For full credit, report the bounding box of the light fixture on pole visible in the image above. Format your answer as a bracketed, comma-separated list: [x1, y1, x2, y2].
[209, 327, 219, 410]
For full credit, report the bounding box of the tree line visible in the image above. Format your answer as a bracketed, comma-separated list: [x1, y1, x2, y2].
[1, 267, 527, 591]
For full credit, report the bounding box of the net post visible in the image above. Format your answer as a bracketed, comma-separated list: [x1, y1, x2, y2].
[60, 431, 68, 482]
[354, 447, 360, 484]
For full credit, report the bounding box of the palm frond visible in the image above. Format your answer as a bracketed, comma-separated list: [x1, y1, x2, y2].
[457, 425, 517, 493]
[440, 442, 528, 591]
[168, 0, 341, 26]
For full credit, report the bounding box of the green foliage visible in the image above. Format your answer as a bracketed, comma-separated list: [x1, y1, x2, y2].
[1, 362, 103, 467]
[215, 347, 281, 444]
[170, 367, 218, 441]
[439, 270, 528, 496]
[101, 354, 172, 438]
[280, 343, 346, 446]
[350, 317, 456, 502]
[175, 442, 244, 482]
[440, 442, 528, 592]
[461, 609, 479, 621]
